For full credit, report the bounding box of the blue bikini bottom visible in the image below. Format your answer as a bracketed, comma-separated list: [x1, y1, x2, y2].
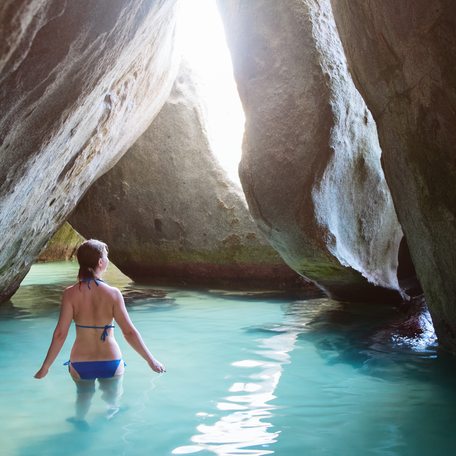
[65, 359, 125, 380]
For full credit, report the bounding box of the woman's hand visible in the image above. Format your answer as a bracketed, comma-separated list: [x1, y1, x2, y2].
[149, 358, 166, 373]
[34, 366, 49, 379]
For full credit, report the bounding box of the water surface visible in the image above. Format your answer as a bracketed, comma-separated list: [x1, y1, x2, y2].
[1, 262, 455, 455]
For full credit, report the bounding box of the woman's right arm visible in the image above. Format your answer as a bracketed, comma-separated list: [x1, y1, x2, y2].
[112, 288, 165, 373]
[34, 289, 73, 379]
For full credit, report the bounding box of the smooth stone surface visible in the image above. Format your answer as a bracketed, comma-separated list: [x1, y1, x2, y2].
[217, 0, 403, 301]
[0, 0, 180, 302]
[71, 63, 306, 289]
[331, 0, 456, 350]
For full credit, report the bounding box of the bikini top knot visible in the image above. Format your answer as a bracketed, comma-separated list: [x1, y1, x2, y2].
[78, 277, 105, 290]
[75, 323, 115, 341]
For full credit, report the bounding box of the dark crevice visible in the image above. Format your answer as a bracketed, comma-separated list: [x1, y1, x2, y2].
[397, 235, 423, 298]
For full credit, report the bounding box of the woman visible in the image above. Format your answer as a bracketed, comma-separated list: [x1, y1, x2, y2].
[34, 239, 165, 420]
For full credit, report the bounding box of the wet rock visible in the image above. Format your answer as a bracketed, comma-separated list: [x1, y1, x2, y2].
[217, 0, 403, 301]
[122, 288, 168, 303]
[0, 0, 180, 302]
[331, 0, 456, 350]
[71, 63, 305, 289]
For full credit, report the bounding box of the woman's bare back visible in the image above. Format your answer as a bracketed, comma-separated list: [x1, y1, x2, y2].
[67, 281, 122, 361]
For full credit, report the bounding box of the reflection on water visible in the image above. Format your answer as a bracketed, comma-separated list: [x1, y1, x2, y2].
[5, 262, 176, 318]
[171, 295, 440, 456]
[4, 262, 456, 455]
[8, 284, 67, 315]
[269, 300, 456, 455]
[123, 286, 178, 312]
[173, 329, 299, 456]
[285, 297, 438, 361]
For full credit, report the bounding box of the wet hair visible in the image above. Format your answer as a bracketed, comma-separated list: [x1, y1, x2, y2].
[76, 239, 108, 279]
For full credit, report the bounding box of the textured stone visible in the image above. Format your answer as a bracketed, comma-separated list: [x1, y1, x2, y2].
[331, 0, 456, 349]
[37, 222, 84, 262]
[70, 63, 305, 289]
[0, 0, 180, 302]
[217, 0, 403, 301]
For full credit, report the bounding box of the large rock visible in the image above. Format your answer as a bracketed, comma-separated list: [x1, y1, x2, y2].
[331, 0, 456, 348]
[70, 63, 304, 289]
[0, 0, 180, 302]
[37, 222, 84, 262]
[216, 0, 403, 301]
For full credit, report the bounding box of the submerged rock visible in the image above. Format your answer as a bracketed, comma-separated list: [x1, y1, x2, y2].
[71, 63, 305, 289]
[331, 0, 456, 351]
[217, 0, 403, 301]
[0, 1, 180, 302]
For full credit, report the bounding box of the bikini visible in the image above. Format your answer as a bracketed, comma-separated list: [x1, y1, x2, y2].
[65, 277, 125, 380]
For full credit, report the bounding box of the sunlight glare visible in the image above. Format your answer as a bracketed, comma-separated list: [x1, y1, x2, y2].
[177, 0, 245, 186]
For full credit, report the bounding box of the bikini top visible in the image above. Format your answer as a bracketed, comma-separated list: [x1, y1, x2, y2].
[75, 323, 115, 341]
[77, 277, 114, 341]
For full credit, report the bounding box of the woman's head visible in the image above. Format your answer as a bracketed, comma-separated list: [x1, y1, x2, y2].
[76, 239, 109, 279]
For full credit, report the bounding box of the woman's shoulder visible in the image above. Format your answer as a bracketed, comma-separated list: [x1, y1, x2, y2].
[60, 283, 80, 304]
[61, 280, 122, 301]
[63, 283, 79, 294]
[100, 282, 123, 298]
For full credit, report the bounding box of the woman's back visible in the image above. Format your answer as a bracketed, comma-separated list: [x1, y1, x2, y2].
[67, 281, 122, 361]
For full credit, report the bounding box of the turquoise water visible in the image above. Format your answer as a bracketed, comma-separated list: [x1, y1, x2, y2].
[1, 262, 456, 455]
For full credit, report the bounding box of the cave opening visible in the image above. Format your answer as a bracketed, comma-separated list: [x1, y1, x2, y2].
[176, 0, 245, 186]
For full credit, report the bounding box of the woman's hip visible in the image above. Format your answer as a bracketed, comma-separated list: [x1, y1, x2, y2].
[66, 358, 126, 381]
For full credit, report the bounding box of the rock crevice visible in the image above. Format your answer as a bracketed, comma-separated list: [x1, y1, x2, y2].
[331, 0, 456, 349]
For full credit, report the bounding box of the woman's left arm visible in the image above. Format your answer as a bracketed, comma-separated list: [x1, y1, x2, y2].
[34, 290, 73, 379]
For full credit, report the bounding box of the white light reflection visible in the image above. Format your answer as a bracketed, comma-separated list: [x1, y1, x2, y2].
[172, 331, 299, 455]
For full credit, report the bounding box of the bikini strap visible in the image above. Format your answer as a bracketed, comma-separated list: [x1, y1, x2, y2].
[75, 324, 115, 341]
[100, 324, 113, 341]
[78, 277, 105, 290]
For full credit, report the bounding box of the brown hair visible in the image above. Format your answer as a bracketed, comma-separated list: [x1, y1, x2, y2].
[76, 239, 108, 279]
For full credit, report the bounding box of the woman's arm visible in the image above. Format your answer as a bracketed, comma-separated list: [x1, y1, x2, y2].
[34, 290, 73, 379]
[113, 288, 165, 373]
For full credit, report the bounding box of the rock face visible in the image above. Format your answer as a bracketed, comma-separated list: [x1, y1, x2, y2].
[70, 63, 304, 289]
[37, 222, 84, 262]
[217, 0, 403, 301]
[0, 0, 180, 302]
[331, 1, 456, 348]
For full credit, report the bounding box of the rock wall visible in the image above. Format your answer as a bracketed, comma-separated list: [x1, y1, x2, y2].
[70, 63, 304, 289]
[37, 222, 84, 262]
[331, 0, 456, 349]
[217, 0, 403, 301]
[0, 0, 180, 302]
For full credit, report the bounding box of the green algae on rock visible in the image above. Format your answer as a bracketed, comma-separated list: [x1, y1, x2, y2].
[37, 223, 84, 262]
